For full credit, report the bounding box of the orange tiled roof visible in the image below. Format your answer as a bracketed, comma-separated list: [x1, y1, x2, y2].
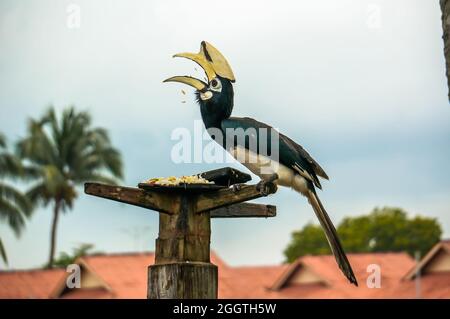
[0, 268, 64, 299]
[1, 242, 450, 299]
[79, 252, 155, 299]
[224, 252, 415, 299]
[285, 253, 415, 299]
[393, 273, 450, 298]
[219, 265, 289, 298]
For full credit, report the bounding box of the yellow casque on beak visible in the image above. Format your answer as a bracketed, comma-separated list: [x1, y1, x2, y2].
[163, 41, 235, 91]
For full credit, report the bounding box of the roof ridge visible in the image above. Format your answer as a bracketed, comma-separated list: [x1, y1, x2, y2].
[233, 264, 286, 270]
[0, 267, 64, 274]
[300, 251, 411, 259]
[84, 251, 155, 258]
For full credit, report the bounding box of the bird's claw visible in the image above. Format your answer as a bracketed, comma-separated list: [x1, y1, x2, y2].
[232, 184, 242, 192]
[256, 180, 276, 196]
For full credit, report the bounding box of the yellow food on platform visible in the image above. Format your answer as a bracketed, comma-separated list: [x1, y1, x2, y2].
[144, 175, 214, 186]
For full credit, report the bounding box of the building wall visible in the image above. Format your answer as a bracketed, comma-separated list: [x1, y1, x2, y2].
[425, 250, 450, 273]
[290, 267, 324, 285]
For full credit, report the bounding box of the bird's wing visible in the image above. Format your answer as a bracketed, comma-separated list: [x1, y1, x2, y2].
[221, 117, 326, 188]
[279, 133, 329, 180]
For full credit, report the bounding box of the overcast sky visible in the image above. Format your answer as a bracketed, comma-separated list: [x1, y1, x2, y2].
[1, 0, 449, 269]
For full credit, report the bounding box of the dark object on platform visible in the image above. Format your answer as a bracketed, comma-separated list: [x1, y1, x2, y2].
[199, 167, 252, 186]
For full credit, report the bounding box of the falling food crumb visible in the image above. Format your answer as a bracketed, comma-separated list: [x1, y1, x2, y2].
[181, 101, 186, 103]
[194, 67, 198, 71]
[181, 89, 186, 95]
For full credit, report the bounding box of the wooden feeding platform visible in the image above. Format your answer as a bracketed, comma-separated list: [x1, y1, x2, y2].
[84, 167, 277, 299]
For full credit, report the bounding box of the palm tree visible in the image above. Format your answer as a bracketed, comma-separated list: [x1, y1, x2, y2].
[52, 243, 101, 268]
[0, 133, 32, 264]
[17, 107, 123, 268]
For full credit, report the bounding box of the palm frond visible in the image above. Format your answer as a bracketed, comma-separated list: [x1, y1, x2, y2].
[0, 199, 26, 236]
[0, 152, 24, 178]
[21, 164, 42, 181]
[0, 238, 7, 264]
[91, 128, 110, 143]
[0, 183, 32, 216]
[75, 147, 123, 181]
[16, 118, 59, 166]
[26, 182, 51, 208]
[0, 133, 6, 148]
[104, 148, 123, 179]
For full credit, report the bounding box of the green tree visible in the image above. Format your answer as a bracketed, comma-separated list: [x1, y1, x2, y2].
[52, 243, 100, 268]
[284, 207, 442, 262]
[339, 207, 442, 256]
[284, 223, 328, 262]
[17, 107, 123, 268]
[0, 133, 32, 264]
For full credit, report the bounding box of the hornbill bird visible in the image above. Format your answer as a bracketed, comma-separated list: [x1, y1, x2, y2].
[164, 41, 358, 286]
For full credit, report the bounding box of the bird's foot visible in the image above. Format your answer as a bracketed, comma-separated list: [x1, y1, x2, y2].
[232, 183, 242, 192]
[256, 174, 278, 196]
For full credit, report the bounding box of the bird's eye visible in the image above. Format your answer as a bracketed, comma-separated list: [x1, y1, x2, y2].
[209, 78, 222, 92]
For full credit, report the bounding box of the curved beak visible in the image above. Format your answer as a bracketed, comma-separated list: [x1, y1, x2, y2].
[163, 76, 207, 91]
[163, 41, 235, 90]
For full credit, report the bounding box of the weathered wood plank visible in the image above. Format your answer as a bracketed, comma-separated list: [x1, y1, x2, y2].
[84, 183, 177, 214]
[85, 182, 277, 217]
[210, 203, 276, 218]
[195, 183, 277, 213]
[148, 262, 217, 299]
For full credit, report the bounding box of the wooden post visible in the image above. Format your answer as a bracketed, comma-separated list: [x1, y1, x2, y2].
[149, 194, 216, 299]
[84, 167, 277, 299]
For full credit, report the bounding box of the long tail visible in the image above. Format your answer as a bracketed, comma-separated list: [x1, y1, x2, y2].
[307, 188, 358, 286]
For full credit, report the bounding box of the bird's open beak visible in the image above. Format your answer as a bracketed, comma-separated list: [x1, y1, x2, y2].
[163, 41, 235, 91]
